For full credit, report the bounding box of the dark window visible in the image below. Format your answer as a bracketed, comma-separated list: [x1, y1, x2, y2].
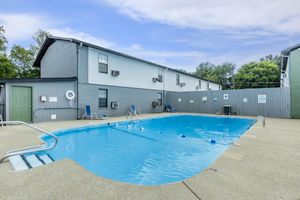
[158, 75, 163, 82]
[158, 92, 163, 106]
[98, 89, 108, 108]
[207, 81, 210, 90]
[199, 80, 202, 89]
[283, 73, 287, 78]
[176, 74, 180, 86]
[98, 54, 108, 73]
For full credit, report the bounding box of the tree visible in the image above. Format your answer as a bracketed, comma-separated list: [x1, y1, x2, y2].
[10, 45, 38, 78]
[260, 54, 281, 67]
[211, 62, 235, 89]
[0, 26, 7, 54]
[0, 26, 16, 78]
[234, 61, 280, 89]
[8, 29, 51, 78]
[30, 29, 51, 57]
[193, 62, 235, 89]
[194, 62, 215, 80]
[0, 55, 16, 78]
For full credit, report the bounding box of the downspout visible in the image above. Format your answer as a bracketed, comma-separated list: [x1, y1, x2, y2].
[163, 68, 168, 111]
[76, 42, 83, 119]
[281, 55, 289, 87]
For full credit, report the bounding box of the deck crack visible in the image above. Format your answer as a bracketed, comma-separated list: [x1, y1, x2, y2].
[182, 181, 202, 200]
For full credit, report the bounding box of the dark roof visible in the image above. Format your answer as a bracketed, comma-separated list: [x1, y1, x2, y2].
[0, 77, 77, 84]
[34, 36, 219, 84]
[281, 43, 300, 71]
[282, 43, 300, 56]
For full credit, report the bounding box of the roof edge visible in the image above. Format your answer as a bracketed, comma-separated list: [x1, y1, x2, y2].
[34, 36, 220, 85]
[0, 77, 77, 83]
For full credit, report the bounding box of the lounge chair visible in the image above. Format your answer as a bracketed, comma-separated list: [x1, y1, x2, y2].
[165, 104, 176, 112]
[82, 105, 107, 120]
[128, 105, 140, 116]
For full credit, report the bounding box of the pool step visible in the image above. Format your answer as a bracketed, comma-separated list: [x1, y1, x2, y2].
[8, 153, 54, 171]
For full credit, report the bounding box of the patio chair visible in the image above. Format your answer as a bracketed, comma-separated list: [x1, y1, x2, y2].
[82, 105, 95, 119]
[165, 104, 176, 112]
[129, 105, 140, 116]
[82, 105, 107, 120]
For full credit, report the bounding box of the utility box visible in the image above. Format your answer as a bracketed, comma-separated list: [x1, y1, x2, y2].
[223, 105, 232, 115]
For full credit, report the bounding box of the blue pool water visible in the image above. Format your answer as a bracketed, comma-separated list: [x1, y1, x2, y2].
[42, 115, 255, 185]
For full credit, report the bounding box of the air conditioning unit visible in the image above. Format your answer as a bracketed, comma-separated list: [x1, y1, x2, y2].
[158, 75, 163, 82]
[180, 83, 186, 87]
[111, 70, 120, 76]
[152, 77, 158, 82]
[111, 101, 119, 109]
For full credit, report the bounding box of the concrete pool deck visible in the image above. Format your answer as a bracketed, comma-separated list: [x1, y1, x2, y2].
[0, 113, 299, 200]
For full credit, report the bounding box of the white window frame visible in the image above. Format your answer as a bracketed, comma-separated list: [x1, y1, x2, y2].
[98, 53, 108, 74]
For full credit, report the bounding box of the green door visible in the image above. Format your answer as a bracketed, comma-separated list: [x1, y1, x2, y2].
[11, 86, 32, 122]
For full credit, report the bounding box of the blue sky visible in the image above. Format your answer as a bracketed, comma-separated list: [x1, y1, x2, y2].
[1, 0, 300, 71]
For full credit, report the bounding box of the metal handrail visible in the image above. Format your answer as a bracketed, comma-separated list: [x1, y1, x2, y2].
[257, 116, 266, 127]
[0, 121, 58, 163]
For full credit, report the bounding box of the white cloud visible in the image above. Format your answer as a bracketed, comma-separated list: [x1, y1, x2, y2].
[46, 27, 209, 70]
[0, 12, 282, 71]
[122, 44, 208, 70]
[0, 13, 51, 41]
[101, 0, 300, 34]
[42, 28, 281, 71]
[47, 27, 115, 48]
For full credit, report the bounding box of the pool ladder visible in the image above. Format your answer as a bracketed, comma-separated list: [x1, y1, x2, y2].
[257, 116, 266, 127]
[0, 121, 58, 164]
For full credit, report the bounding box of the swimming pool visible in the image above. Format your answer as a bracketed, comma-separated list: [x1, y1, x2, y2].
[42, 115, 255, 185]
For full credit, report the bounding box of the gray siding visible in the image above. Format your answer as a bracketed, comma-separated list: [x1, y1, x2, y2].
[78, 83, 164, 117]
[41, 41, 77, 78]
[78, 45, 89, 83]
[6, 81, 77, 122]
[166, 87, 291, 118]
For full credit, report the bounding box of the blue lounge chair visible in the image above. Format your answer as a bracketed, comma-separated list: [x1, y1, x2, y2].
[82, 105, 94, 119]
[82, 105, 107, 119]
[165, 104, 176, 112]
[129, 105, 140, 116]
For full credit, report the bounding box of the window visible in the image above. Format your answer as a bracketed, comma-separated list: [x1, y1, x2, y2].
[158, 75, 163, 82]
[176, 74, 180, 86]
[283, 73, 287, 78]
[98, 53, 108, 73]
[207, 81, 210, 90]
[158, 92, 163, 106]
[199, 80, 202, 89]
[98, 89, 108, 108]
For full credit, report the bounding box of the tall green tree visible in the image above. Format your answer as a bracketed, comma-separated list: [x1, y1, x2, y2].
[0, 55, 16, 78]
[260, 54, 281, 67]
[10, 45, 38, 78]
[193, 62, 235, 89]
[194, 62, 215, 80]
[8, 29, 51, 78]
[234, 61, 280, 89]
[0, 26, 7, 54]
[30, 29, 51, 57]
[0, 26, 16, 78]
